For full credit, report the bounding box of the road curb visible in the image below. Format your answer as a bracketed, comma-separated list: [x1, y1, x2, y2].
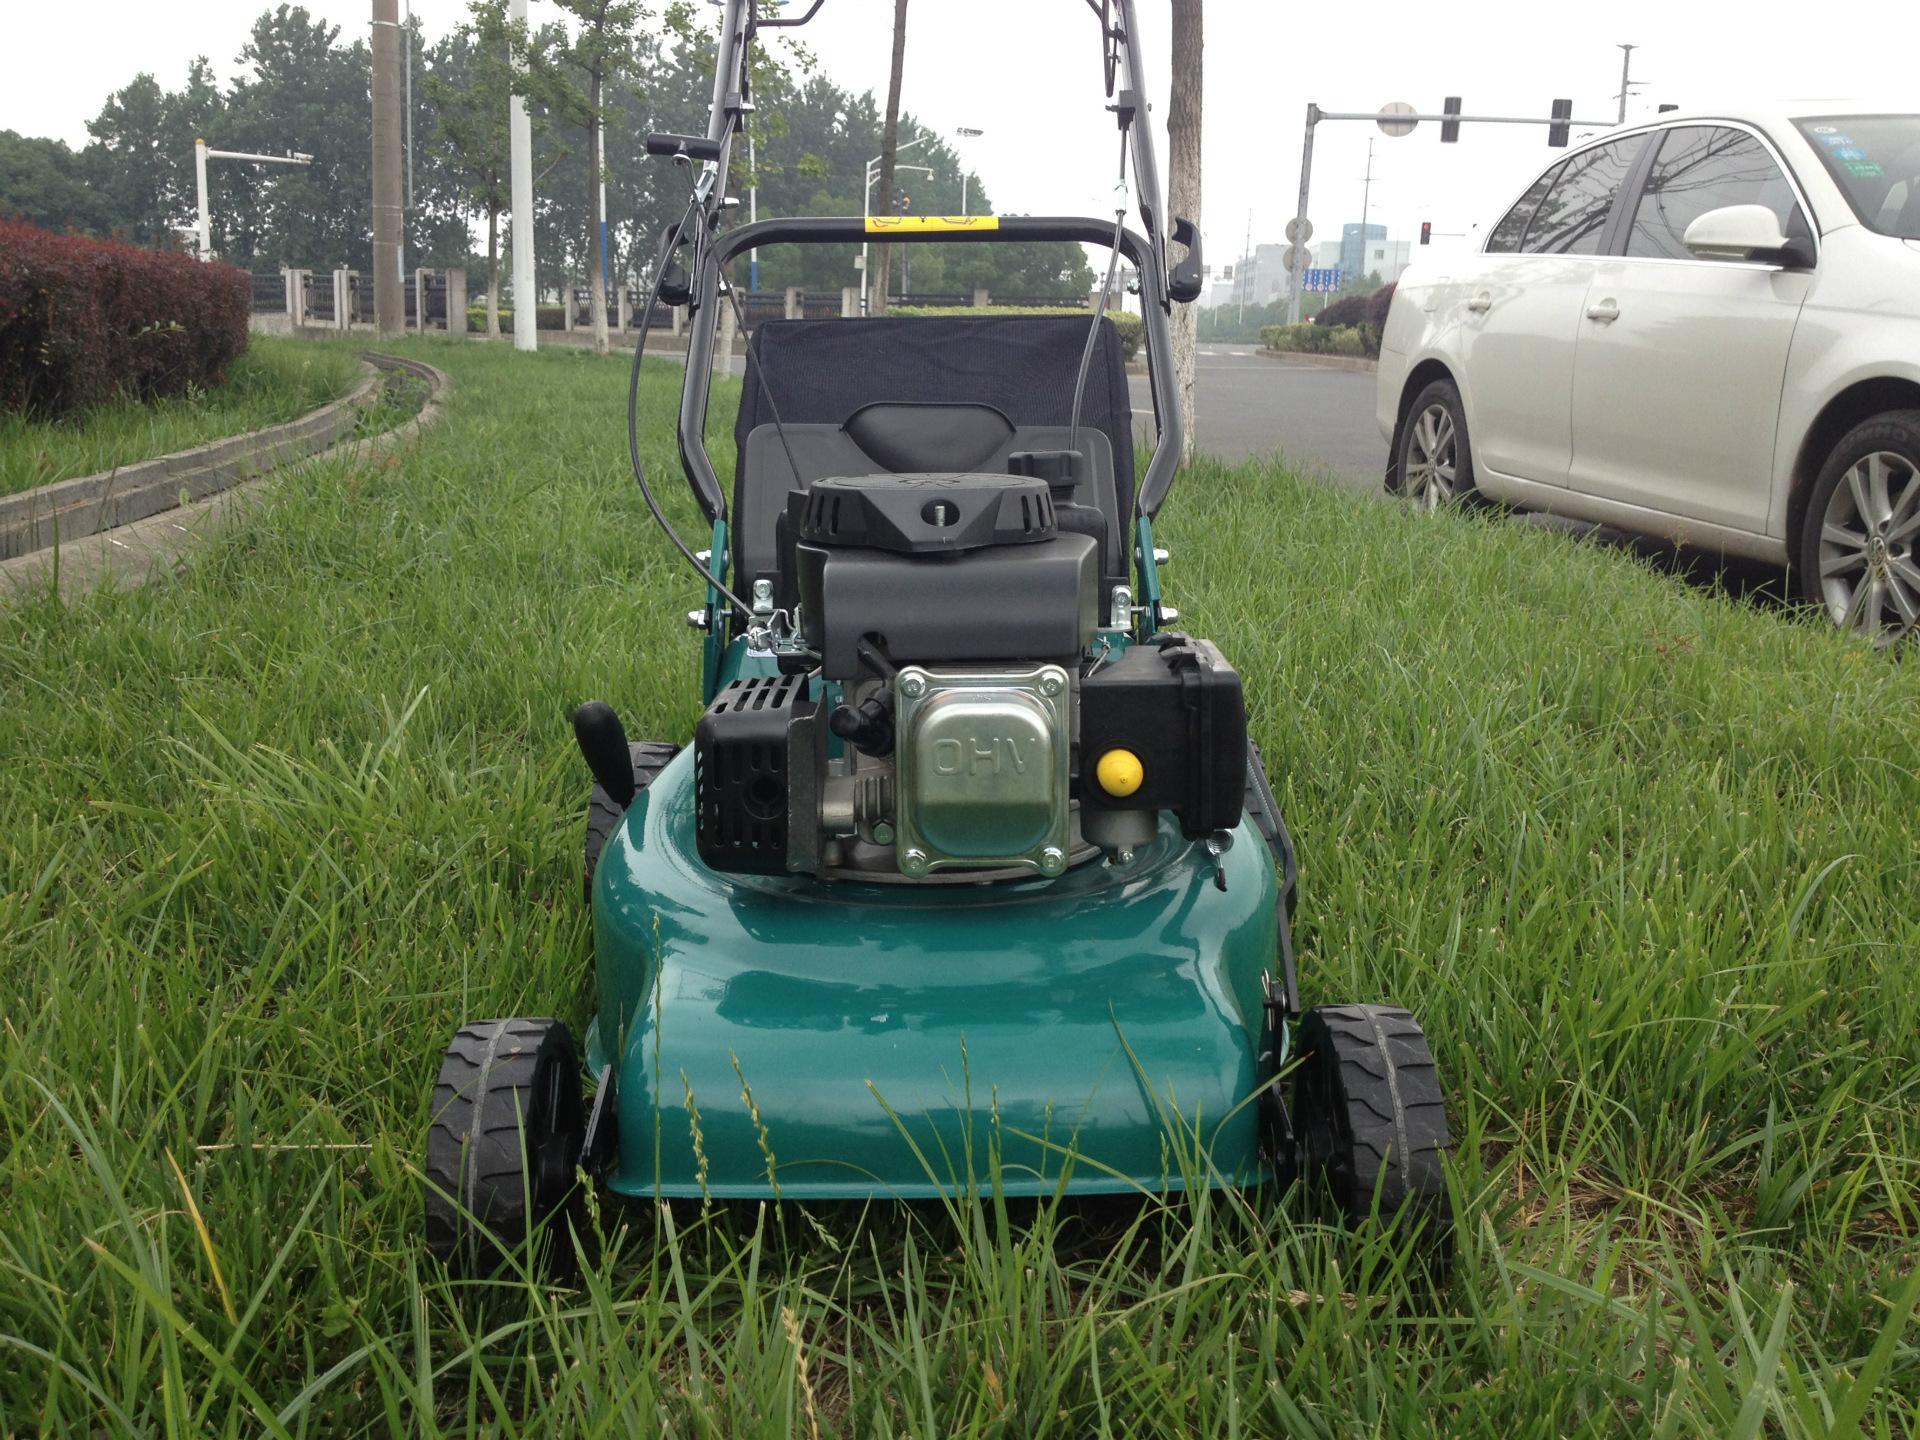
[1, 352, 451, 602]
[1256, 349, 1379, 376]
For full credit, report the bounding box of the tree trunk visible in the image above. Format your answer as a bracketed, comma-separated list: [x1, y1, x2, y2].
[1167, 0, 1203, 465]
[870, 0, 909, 316]
[486, 203, 501, 338]
[588, 66, 610, 354]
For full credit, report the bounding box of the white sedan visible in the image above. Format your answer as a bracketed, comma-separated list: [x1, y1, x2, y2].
[1377, 105, 1920, 644]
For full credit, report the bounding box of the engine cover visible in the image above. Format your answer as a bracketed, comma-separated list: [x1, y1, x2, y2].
[893, 663, 1072, 878]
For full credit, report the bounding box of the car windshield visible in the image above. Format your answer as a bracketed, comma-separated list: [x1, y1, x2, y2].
[1794, 114, 1920, 237]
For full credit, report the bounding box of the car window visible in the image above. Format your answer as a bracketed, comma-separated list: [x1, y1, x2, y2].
[1626, 126, 1804, 259]
[1485, 165, 1562, 253]
[1521, 136, 1648, 254]
[1794, 115, 1920, 239]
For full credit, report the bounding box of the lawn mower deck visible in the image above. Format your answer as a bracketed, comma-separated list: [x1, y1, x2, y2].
[423, 0, 1452, 1274]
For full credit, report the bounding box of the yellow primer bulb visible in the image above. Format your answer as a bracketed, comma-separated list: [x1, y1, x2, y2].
[1096, 748, 1144, 798]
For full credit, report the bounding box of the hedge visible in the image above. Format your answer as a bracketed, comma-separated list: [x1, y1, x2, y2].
[1260, 322, 1374, 358]
[0, 220, 250, 416]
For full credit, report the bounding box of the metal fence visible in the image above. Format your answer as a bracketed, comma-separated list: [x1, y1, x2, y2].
[250, 273, 285, 313]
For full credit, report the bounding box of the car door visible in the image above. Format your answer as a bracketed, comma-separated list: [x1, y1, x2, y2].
[1455, 134, 1649, 487]
[1567, 125, 1815, 532]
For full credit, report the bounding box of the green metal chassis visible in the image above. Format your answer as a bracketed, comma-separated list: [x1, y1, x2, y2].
[584, 642, 1281, 1201]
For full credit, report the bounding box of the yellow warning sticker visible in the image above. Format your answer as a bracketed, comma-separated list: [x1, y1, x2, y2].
[863, 216, 1000, 234]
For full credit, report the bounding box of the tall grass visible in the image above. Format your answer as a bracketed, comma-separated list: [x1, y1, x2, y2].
[0, 335, 1913, 1435]
[0, 336, 363, 497]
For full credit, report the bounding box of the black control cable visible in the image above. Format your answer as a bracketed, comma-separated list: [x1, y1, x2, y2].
[626, 191, 756, 623]
[1068, 128, 1131, 467]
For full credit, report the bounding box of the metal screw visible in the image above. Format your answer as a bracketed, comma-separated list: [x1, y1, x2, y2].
[901, 848, 929, 876]
[1112, 845, 1136, 866]
[872, 821, 895, 845]
[899, 671, 927, 698]
[751, 578, 774, 613]
[1039, 846, 1066, 875]
[685, 609, 709, 631]
[1039, 667, 1065, 697]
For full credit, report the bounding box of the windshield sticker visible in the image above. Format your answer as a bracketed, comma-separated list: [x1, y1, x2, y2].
[1845, 160, 1885, 178]
[1834, 146, 1868, 160]
[1811, 125, 1838, 133]
[1820, 135, 1854, 147]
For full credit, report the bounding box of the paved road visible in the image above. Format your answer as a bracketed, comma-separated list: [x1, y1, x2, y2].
[1128, 344, 1386, 496]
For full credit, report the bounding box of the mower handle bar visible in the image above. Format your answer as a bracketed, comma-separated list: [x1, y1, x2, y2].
[674, 215, 1183, 526]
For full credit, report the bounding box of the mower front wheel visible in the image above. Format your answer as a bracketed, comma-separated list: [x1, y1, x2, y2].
[423, 1017, 585, 1276]
[1294, 1004, 1452, 1246]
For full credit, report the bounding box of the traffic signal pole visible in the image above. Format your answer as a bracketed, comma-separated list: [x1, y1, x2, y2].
[1284, 101, 1616, 324]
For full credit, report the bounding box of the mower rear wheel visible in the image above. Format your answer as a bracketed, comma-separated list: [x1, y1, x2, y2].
[583, 741, 679, 906]
[423, 1017, 585, 1275]
[1294, 1004, 1451, 1244]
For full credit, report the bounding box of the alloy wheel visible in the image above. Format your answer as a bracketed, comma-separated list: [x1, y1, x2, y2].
[1817, 450, 1920, 647]
[1404, 402, 1459, 512]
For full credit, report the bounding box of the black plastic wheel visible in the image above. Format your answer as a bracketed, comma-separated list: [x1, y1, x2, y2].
[1294, 1004, 1452, 1241]
[583, 741, 679, 906]
[423, 1017, 585, 1275]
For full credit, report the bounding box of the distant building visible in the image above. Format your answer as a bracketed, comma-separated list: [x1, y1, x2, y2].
[1339, 223, 1411, 284]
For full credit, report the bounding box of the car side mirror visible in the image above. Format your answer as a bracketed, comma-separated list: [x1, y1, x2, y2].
[1682, 204, 1809, 266]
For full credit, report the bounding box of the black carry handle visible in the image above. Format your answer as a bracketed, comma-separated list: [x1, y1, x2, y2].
[645, 132, 723, 162]
[1168, 216, 1204, 303]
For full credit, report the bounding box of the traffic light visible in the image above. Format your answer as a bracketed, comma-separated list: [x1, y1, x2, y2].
[1441, 97, 1461, 144]
[1548, 98, 1571, 147]
[1420, 222, 1431, 245]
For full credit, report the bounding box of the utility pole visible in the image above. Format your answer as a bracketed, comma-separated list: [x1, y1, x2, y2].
[1358, 136, 1374, 286]
[509, 0, 536, 352]
[1237, 209, 1251, 325]
[371, 0, 404, 338]
[1616, 44, 1637, 124]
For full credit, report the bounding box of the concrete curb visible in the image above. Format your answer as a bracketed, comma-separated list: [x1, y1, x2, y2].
[1, 353, 451, 602]
[1256, 348, 1379, 376]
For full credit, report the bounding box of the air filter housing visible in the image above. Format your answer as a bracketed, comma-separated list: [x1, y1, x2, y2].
[800, 473, 1056, 555]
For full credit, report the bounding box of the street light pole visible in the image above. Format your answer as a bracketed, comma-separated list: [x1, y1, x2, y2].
[193, 140, 312, 260]
[954, 126, 983, 216]
[859, 136, 928, 314]
[508, 0, 536, 352]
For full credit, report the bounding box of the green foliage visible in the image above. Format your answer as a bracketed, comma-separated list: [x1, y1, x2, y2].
[1260, 321, 1375, 358]
[0, 338, 1914, 1433]
[0, 335, 360, 497]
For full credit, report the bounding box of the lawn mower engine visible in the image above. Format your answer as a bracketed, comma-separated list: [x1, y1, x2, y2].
[694, 468, 1247, 882]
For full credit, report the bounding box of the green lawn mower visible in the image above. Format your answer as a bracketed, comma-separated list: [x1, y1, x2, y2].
[423, 0, 1452, 1273]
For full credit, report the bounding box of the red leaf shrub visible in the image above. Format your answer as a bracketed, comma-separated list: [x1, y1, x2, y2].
[0, 220, 250, 416]
[1311, 293, 1369, 329]
[1364, 280, 1397, 330]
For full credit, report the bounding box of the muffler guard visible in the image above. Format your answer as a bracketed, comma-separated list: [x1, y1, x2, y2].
[585, 749, 1278, 1199]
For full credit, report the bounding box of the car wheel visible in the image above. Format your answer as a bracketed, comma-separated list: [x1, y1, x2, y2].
[1799, 411, 1920, 648]
[1395, 379, 1478, 512]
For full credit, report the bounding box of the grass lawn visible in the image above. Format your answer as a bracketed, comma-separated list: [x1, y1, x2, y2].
[0, 334, 1914, 1436]
[0, 335, 363, 498]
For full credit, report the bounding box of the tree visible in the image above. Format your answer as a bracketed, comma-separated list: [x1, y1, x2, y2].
[869, 0, 909, 316]
[534, 0, 646, 353]
[1166, 0, 1202, 465]
[428, 3, 537, 337]
[0, 132, 111, 235]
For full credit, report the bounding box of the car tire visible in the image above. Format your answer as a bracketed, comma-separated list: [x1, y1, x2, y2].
[423, 1017, 584, 1276]
[1394, 379, 1479, 512]
[583, 741, 679, 907]
[1799, 410, 1920, 647]
[1294, 1004, 1452, 1250]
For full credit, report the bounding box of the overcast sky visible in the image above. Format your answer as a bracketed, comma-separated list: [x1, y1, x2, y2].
[3, 0, 1913, 267]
